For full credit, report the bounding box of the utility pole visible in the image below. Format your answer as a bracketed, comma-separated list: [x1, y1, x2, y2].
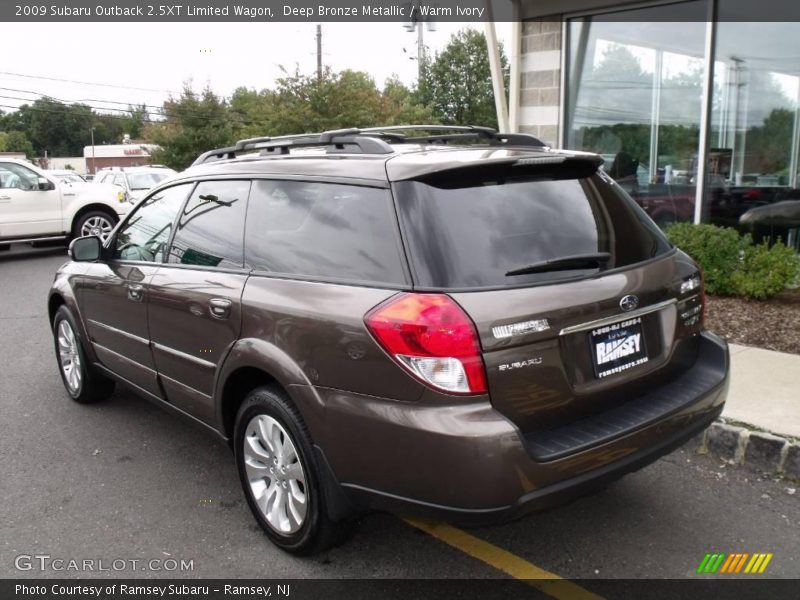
[316, 25, 322, 81]
[90, 127, 96, 175]
[404, 0, 434, 80]
[417, 18, 424, 79]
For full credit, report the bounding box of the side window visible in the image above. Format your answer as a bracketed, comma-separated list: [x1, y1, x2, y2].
[112, 184, 193, 262]
[166, 180, 250, 269]
[245, 180, 406, 285]
[113, 174, 126, 189]
[0, 162, 39, 190]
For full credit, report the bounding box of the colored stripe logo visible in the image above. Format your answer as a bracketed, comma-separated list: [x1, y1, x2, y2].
[697, 552, 773, 574]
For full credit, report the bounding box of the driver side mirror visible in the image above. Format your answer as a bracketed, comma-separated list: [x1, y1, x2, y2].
[68, 236, 102, 262]
[38, 177, 55, 191]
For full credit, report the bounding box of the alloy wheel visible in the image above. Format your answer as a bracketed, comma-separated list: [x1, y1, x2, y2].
[57, 320, 82, 393]
[80, 215, 114, 241]
[243, 415, 308, 535]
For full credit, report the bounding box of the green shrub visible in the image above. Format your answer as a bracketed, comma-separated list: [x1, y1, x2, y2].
[665, 223, 747, 295]
[731, 241, 800, 300]
[666, 222, 800, 299]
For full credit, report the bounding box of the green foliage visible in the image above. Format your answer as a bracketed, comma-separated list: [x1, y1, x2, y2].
[666, 223, 800, 299]
[229, 69, 435, 142]
[0, 98, 148, 157]
[145, 86, 235, 170]
[731, 242, 800, 300]
[0, 130, 34, 157]
[416, 29, 507, 128]
[666, 223, 747, 295]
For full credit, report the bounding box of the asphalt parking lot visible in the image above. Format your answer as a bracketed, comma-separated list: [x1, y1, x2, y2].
[1, 245, 798, 586]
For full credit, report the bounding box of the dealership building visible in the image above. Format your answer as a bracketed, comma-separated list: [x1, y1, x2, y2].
[490, 0, 800, 247]
[83, 140, 159, 173]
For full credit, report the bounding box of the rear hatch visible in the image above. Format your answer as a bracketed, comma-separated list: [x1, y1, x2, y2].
[391, 153, 705, 437]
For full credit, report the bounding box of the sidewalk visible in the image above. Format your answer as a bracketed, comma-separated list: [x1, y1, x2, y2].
[724, 343, 800, 439]
[694, 342, 799, 479]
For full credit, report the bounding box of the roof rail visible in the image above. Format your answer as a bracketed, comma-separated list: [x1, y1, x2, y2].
[191, 125, 547, 166]
[360, 125, 547, 148]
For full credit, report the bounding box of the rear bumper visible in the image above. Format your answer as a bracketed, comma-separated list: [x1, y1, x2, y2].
[303, 331, 728, 525]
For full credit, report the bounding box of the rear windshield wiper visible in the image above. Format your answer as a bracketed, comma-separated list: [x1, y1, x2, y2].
[505, 252, 611, 277]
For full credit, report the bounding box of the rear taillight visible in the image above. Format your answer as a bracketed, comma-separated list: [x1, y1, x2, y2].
[364, 293, 488, 395]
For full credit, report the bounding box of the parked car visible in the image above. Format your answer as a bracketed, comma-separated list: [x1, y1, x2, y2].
[48, 170, 87, 185]
[94, 165, 176, 204]
[0, 158, 129, 249]
[49, 125, 729, 555]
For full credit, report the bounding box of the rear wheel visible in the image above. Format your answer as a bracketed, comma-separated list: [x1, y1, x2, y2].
[234, 386, 350, 554]
[53, 306, 115, 404]
[74, 210, 117, 242]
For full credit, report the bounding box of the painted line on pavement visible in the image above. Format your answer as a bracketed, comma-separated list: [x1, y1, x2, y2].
[404, 518, 605, 600]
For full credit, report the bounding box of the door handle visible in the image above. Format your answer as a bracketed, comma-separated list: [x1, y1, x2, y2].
[126, 283, 144, 302]
[208, 298, 232, 319]
[0, 195, 11, 201]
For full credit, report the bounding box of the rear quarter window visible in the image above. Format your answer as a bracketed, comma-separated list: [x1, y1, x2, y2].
[244, 180, 407, 286]
[393, 167, 672, 289]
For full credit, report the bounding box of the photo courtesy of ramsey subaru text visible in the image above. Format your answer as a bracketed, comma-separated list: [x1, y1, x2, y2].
[48, 125, 729, 554]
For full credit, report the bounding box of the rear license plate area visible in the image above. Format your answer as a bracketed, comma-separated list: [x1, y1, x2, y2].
[590, 316, 649, 379]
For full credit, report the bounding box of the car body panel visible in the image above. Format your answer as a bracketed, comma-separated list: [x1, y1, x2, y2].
[76, 260, 162, 398]
[148, 266, 248, 424]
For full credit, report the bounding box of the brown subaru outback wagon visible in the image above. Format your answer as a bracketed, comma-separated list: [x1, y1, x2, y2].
[49, 125, 729, 554]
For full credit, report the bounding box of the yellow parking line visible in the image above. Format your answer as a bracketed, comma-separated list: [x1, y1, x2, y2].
[404, 519, 605, 600]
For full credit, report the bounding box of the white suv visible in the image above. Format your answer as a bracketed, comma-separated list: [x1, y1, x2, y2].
[94, 166, 176, 204]
[0, 158, 129, 248]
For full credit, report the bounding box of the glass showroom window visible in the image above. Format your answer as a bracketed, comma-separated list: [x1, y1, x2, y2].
[709, 18, 800, 249]
[565, 1, 708, 229]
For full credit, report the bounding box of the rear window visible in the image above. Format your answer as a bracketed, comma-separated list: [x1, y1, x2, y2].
[393, 166, 672, 289]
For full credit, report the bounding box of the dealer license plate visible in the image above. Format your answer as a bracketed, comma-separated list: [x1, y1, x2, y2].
[590, 317, 649, 378]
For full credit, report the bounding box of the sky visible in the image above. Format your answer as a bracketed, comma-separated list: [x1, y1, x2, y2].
[0, 22, 511, 117]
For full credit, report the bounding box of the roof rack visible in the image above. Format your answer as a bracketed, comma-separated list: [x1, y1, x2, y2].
[191, 125, 547, 166]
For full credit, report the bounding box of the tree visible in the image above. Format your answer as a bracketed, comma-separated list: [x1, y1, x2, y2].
[0, 130, 34, 157]
[229, 68, 434, 140]
[24, 98, 94, 156]
[416, 29, 508, 128]
[144, 85, 235, 170]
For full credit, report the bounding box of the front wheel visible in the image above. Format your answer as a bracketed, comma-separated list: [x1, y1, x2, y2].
[234, 386, 350, 554]
[53, 306, 115, 404]
[74, 210, 117, 243]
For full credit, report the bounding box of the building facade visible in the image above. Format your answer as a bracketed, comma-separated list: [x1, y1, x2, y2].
[84, 142, 159, 173]
[512, 0, 800, 247]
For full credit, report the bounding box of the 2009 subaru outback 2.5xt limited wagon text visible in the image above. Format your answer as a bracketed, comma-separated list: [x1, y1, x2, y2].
[48, 125, 729, 554]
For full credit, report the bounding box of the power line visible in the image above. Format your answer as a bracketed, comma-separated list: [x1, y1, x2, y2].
[0, 89, 264, 128]
[0, 70, 178, 95]
[0, 85, 164, 112]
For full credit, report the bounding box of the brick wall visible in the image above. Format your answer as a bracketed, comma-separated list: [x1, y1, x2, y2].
[519, 19, 563, 145]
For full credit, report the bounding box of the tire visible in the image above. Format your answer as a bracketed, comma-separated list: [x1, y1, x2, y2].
[53, 306, 115, 404]
[73, 210, 117, 242]
[234, 386, 350, 555]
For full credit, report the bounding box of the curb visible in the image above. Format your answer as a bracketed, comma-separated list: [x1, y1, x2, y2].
[687, 419, 800, 480]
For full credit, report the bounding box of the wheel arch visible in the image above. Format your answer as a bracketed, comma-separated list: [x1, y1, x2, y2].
[215, 338, 318, 444]
[70, 204, 120, 238]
